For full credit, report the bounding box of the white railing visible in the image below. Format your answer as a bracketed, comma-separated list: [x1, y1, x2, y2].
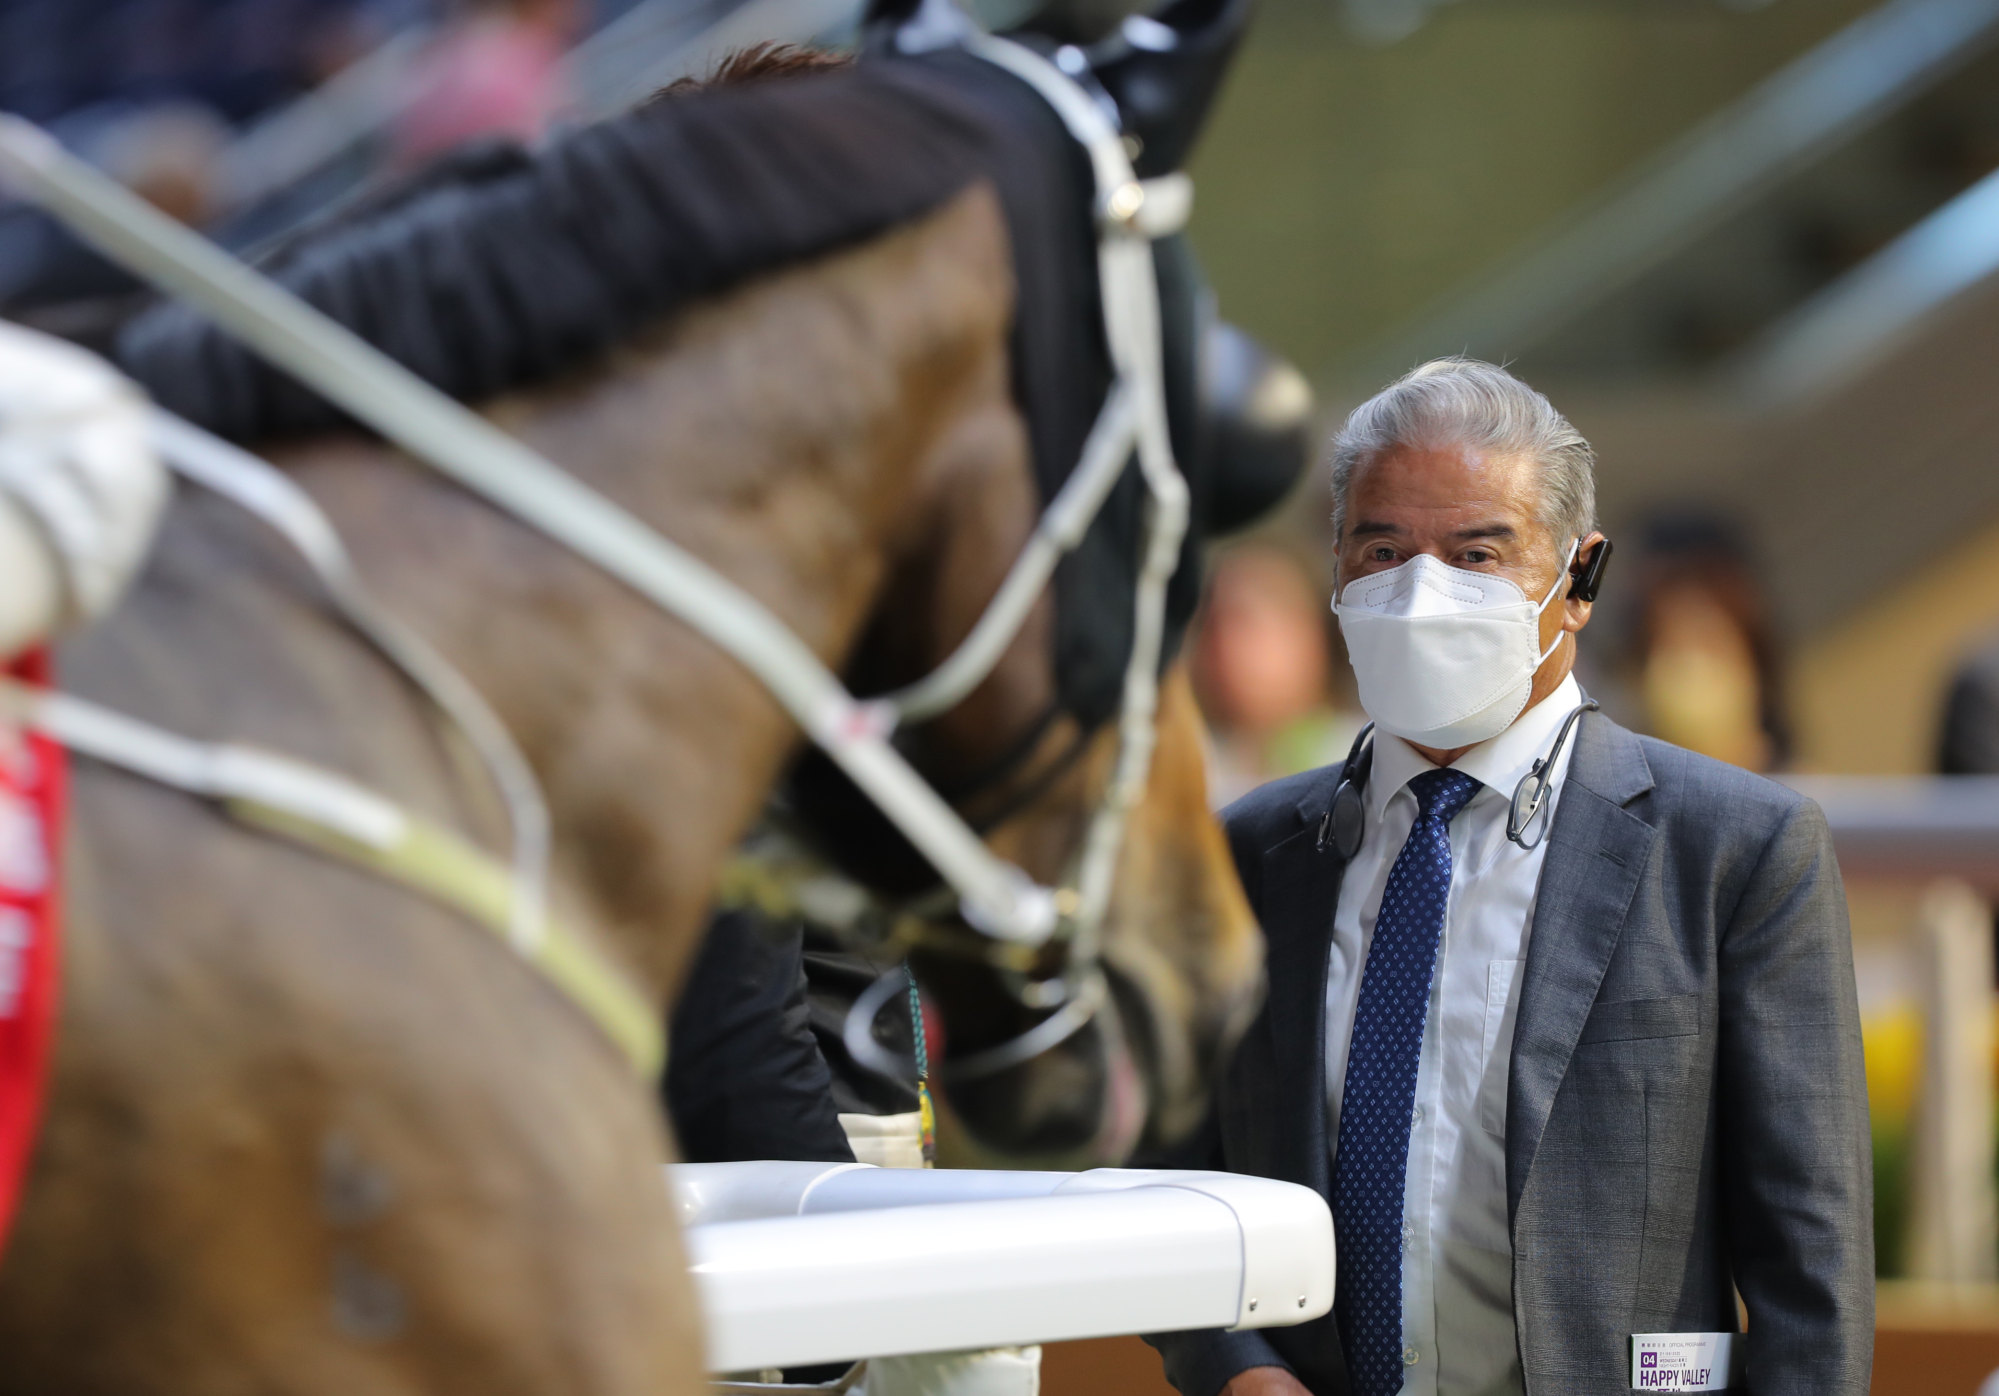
[1795, 776, 1999, 1289]
[670, 1162, 1334, 1372]
[1784, 775, 1999, 886]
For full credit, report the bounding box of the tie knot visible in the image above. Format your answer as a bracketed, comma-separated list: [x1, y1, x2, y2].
[1408, 767, 1480, 824]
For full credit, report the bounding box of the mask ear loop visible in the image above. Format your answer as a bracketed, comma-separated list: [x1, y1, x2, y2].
[1529, 537, 1582, 667]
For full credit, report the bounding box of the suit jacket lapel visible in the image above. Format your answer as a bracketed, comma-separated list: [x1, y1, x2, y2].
[1258, 771, 1350, 1199]
[1507, 713, 1658, 1219]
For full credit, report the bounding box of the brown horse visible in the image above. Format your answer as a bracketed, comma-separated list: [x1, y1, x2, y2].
[0, 51, 1260, 1394]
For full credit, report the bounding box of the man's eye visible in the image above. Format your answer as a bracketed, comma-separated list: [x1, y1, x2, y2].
[1462, 549, 1493, 565]
[1369, 546, 1398, 562]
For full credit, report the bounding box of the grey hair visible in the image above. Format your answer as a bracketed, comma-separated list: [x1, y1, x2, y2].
[1330, 357, 1597, 552]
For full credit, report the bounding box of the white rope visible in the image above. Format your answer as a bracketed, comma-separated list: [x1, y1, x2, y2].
[149, 410, 553, 956]
[0, 678, 409, 852]
[882, 382, 1136, 721]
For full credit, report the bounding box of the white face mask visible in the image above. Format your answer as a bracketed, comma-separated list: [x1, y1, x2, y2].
[1332, 540, 1577, 749]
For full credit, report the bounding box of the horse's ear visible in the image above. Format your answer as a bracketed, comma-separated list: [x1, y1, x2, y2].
[1090, 0, 1255, 178]
[1018, 0, 1159, 44]
[862, 0, 927, 34]
[1198, 322, 1314, 538]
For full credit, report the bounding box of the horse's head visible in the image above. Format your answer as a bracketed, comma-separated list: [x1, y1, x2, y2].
[763, 0, 1310, 1161]
[782, 238, 1311, 1160]
[788, 544, 1260, 1164]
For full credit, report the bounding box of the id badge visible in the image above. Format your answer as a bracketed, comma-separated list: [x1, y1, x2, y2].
[1629, 1332, 1740, 1391]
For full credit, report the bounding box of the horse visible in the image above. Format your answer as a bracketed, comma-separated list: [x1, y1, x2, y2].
[0, 41, 1271, 1394]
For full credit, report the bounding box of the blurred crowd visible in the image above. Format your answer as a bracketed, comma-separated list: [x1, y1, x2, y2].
[0, 0, 595, 313]
[0, 0, 393, 125]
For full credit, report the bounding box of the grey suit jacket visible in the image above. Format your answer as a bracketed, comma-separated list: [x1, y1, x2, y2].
[1146, 712, 1872, 1396]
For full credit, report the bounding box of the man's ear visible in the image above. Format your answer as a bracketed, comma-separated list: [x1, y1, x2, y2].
[1563, 530, 1609, 632]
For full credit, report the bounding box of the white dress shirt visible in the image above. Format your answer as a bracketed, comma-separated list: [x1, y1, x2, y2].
[1325, 674, 1584, 1396]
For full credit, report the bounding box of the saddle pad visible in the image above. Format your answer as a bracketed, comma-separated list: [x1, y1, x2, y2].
[0, 649, 63, 1259]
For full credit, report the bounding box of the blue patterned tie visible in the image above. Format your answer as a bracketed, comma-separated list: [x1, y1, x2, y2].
[1332, 766, 1481, 1396]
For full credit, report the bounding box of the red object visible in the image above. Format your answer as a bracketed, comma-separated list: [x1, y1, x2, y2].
[393, 17, 569, 169]
[0, 649, 63, 1259]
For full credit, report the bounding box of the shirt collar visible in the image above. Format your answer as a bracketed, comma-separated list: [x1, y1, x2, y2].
[1366, 672, 1585, 824]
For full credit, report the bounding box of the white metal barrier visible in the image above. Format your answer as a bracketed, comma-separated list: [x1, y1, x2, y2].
[1791, 776, 1999, 1284]
[669, 1163, 1334, 1372]
[1785, 775, 1999, 886]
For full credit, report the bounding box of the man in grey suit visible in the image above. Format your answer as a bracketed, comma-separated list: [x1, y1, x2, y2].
[1148, 359, 1871, 1396]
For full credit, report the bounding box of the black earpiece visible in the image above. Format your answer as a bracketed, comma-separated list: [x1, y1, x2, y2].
[1569, 537, 1612, 602]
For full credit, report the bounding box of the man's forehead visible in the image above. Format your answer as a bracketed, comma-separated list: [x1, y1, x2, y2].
[1346, 443, 1542, 530]
[1352, 439, 1532, 488]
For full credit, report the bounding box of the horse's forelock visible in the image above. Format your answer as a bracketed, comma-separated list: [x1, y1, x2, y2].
[648, 42, 855, 103]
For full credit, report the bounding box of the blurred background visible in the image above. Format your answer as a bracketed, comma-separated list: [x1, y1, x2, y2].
[5, 0, 1999, 1389]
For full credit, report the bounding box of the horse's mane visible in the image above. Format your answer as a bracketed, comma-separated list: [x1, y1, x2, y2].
[120, 50, 1082, 442]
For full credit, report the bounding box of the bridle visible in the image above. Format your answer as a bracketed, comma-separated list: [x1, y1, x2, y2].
[0, 36, 1194, 1073]
[719, 31, 1207, 1080]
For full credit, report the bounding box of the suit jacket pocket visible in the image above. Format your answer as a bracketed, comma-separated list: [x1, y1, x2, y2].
[1578, 993, 1700, 1045]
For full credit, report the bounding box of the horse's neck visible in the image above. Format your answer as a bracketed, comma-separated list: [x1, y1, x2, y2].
[299, 188, 1022, 1004]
